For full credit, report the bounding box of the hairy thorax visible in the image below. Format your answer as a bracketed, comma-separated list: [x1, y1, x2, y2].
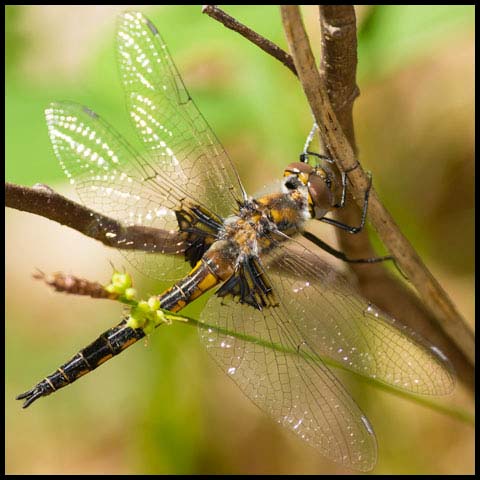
[203, 190, 309, 281]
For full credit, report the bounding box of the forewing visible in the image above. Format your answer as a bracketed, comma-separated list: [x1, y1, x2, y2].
[199, 293, 377, 471]
[116, 11, 246, 219]
[45, 101, 191, 281]
[264, 241, 455, 395]
[45, 11, 246, 281]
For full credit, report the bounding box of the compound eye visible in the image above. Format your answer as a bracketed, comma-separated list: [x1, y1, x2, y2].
[308, 172, 333, 217]
[284, 162, 314, 177]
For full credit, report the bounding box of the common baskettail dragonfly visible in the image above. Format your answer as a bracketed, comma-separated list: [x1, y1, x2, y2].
[16, 11, 454, 471]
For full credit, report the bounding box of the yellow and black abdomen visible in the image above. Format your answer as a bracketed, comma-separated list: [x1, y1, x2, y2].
[17, 257, 224, 408]
[158, 256, 225, 312]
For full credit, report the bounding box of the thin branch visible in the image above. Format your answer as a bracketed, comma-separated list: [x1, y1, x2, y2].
[280, 6, 474, 372]
[5, 182, 186, 253]
[318, 5, 359, 151]
[315, 6, 474, 392]
[33, 270, 117, 299]
[202, 4, 297, 76]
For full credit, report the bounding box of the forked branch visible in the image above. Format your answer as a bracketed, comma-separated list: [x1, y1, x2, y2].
[203, 5, 474, 389]
[280, 5, 473, 366]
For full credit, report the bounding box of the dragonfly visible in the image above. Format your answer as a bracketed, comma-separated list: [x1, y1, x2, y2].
[16, 11, 455, 472]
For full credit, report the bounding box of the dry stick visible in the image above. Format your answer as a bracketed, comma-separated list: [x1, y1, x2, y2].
[315, 6, 373, 269]
[316, 6, 474, 391]
[202, 6, 474, 389]
[318, 6, 359, 153]
[33, 270, 117, 299]
[280, 6, 474, 369]
[315, 6, 397, 279]
[202, 5, 297, 76]
[5, 182, 186, 253]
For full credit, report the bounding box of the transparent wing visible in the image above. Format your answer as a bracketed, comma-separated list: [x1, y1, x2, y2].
[116, 11, 246, 219]
[45, 12, 247, 281]
[199, 290, 377, 471]
[264, 240, 455, 395]
[46, 101, 194, 281]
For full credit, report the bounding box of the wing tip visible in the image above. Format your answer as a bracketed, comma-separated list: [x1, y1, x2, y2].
[144, 17, 159, 35]
[118, 10, 158, 35]
[43, 101, 100, 122]
[81, 105, 99, 119]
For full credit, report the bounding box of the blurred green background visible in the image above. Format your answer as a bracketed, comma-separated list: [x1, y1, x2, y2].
[6, 5, 474, 475]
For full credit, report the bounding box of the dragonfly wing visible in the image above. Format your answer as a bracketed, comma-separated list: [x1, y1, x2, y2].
[199, 290, 377, 471]
[46, 12, 246, 282]
[263, 240, 455, 395]
[116, 11, 247, 219]
[46, 101, 204, 281]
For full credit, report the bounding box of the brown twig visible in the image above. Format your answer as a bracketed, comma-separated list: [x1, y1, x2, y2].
[33, 269, 117, 299]
[280, 6, 474, 374]
[315, 6, 392, 284]
[315, 6, 474, 391]
[5, 182, 186, 253]
[318, 6, 359, 151]
[202, 5, 297, 76]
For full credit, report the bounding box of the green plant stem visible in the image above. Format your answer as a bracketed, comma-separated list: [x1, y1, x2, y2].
[116, 296, 474, 427]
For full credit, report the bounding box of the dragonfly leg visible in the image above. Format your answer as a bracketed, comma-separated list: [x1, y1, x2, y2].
[301, 121, 319, 157]
[320, 171, 372, 234]
[299, 150, 334, 165]
[302, 231, 393, 264]
[299, 139, 371, 233]
[300, 151, 364, 212]
[334, 161, 360, 209]
[302, 231, 408, 279]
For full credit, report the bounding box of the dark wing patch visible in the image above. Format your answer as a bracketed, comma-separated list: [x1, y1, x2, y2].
[175, 203, 223, 267]
[216, 256, 278, 310]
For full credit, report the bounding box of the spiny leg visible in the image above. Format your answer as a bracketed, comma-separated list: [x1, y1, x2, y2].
[302, 151, 371, 233]
[299, 120, 373, 234]
[302, 230, 407, 279]
[301, 149, 373, 234]
[303, 231, 391, 264]
[301, 121, 319, 157]
[320, 168, 372, 235]
[298, 141, 402, 273]
[299, 150, 357, 212]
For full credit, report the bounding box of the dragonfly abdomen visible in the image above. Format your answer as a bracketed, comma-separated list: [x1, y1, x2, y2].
[17, 258, 225, 408]
[158, 254, 228, 312]
[16, 319, 145, 408]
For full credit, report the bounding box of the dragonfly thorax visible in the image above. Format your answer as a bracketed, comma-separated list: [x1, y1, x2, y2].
[213, 187, 308, 266]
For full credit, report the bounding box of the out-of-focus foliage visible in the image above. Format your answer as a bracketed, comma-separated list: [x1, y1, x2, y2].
[6, 5, 474, 475]
[357, 5, 473, 80]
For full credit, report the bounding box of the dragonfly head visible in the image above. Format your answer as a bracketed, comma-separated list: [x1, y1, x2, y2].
[283, 162, 335, 219]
